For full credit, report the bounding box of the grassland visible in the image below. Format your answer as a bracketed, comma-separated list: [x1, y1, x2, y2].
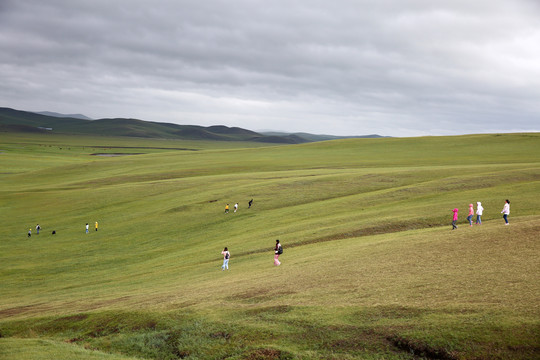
[1, 132, 539, 360]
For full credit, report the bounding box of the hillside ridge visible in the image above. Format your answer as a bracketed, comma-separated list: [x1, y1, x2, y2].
[0, 107, 384, 143]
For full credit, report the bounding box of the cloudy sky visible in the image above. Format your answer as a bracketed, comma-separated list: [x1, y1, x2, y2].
[1, 0, 539, 136]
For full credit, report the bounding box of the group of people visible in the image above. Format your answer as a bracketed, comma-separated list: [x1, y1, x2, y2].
[452, 199, 510, 229]
[27, 224, 41, 237]
[224, 199, 253, 214]
[86, 222, 99, 233]
[220, 239, 282, 270]
[27, 222, 99, 236]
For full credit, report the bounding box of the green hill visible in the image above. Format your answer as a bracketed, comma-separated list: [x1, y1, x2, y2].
[0, 107, 309, 144]
[0, 132, 539, 359]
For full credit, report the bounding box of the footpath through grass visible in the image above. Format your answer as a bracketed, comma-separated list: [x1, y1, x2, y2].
[0, 132, 539, 359]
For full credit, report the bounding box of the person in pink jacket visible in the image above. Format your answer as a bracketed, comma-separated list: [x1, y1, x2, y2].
[452, 208, 458, 230]
[467, 204, 474, 226]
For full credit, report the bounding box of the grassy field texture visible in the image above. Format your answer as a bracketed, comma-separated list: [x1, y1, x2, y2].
[1, 132, 539, 359]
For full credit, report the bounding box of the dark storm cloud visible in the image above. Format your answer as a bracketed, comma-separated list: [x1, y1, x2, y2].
[1, 0, 539, 136]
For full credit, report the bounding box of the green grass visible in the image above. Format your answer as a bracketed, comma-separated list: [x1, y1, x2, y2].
[1, 132, 539, 359]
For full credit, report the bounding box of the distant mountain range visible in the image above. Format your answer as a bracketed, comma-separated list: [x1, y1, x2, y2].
[35, 111, 93, 120]
[259, 131, 387, 142]
[0, 107, 385, 143]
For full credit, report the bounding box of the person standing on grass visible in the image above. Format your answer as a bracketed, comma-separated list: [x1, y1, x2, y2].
[86, 223, 89, 234]
[248, 199, 253, 208]
[234, 203, 238, 213]
[28, 228, 32, 237]
[225, 204, 229, 214]
[501, 199, 510, 225]
[95, 221, 98, 232]
[476, 202, 483, 225]
[221, 247, 230, 270]
[274, 239, 282, 266]
[36, 224, 41, 234]
[467, 204, 474, 226]
[452, 208, 459, 230]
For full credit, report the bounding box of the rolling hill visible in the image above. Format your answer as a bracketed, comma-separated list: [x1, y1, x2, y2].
[0, 107, 309, 143]
[0, 131, 539, 359]
[35, 111, 93, 120]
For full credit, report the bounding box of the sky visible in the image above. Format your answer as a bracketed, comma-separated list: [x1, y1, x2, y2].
[1, 0, 539, 137]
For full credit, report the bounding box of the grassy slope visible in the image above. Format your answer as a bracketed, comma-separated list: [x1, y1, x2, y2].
[0, 132, 539, 359]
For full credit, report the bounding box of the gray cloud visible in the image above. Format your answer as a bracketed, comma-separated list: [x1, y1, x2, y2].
[1, 0, 539, 136]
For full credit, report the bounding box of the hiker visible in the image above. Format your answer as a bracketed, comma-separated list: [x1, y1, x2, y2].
[221, 247, 230, 270]
[36, 224, 41, 234]
[467, 204, 474, 226]
[28, 228, 32, 237]
[476, 202, 483, 225]
[452, 208, 458, 230]
[248, 199, 253, 208]
[95, 221, 98, 231]
[274, 239, 282, 266]
[225, 204, 229, 214]
[86, 223, 89, 234]
[234, 203, 238, 213]
[501, 199, 510, 225]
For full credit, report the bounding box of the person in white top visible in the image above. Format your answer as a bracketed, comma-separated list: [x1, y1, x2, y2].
[475, 202, 483, 225]
[221, 247, 230, 270]
[501, 199, 510, 225]
[234, 203, 238, 213]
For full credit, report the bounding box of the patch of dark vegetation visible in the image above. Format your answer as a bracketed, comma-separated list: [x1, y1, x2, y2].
[122, 329, 188, 359]
[229, 289, 295, 304]
[324, 328, 388, 353]
[66, 337, 84, 343]
[244, 348, 294, 360]
[388, 335, 459, 360]
[505, 344, 540, 360]
[245, 305, 293, 316]
[209, 331, 231, 340]
[60, 314, 90, 322]
[0, 303, 54, 318]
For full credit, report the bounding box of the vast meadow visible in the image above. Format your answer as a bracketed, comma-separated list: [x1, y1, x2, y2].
[1, 132, 539, 360]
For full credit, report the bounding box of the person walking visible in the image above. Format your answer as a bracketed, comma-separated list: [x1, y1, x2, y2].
[225, 204, 229, 214]
[95, 221, 98, 232]
[28, 228, 32, 237]
[274, 239, 282, 266]
[221, 247, 230, 270]
[86, 223, 89, 234]
[36, 224, 41, 234]
[467, 204, 474, 226]
[501, 199, 510, 225]
[234, 203, 238, 213]
[452, 208, 458, 230]
[248, 199, 253, 208]
[476, 202, 483, 225]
